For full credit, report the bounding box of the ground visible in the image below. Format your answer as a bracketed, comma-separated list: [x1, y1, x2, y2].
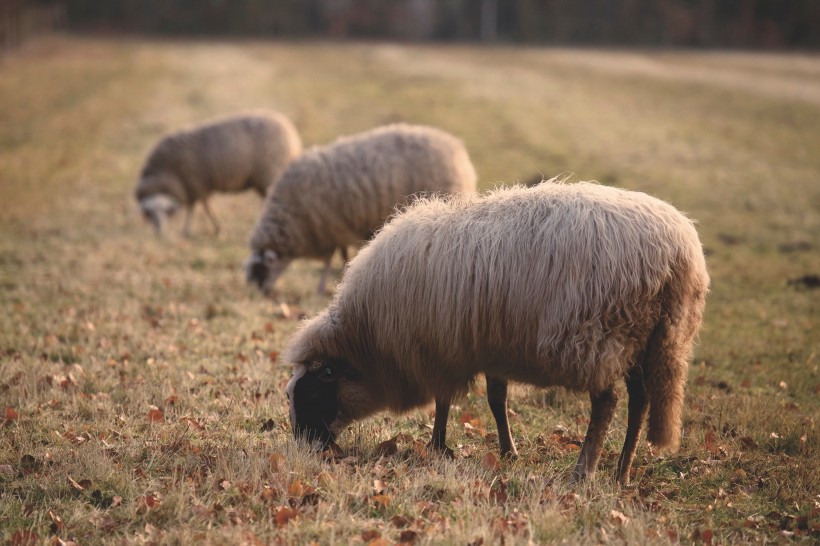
[0, 36, 818, 545]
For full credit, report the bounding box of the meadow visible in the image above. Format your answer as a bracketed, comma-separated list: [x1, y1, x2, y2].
[0, 36, 818, 544]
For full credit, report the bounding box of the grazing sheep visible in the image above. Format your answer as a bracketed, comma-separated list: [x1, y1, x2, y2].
[245, 123, 477, 294]
[135, 111, 302, 236]
[284, 181, 709, 484]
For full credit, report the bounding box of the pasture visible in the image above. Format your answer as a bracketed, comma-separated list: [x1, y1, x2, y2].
[0, 36, 818, 544]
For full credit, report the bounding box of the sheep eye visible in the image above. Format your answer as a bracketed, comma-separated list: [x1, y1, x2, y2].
[323, 367, 334, 377]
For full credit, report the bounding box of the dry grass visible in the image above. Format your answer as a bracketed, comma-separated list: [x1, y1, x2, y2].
[1, 36, 818, 545]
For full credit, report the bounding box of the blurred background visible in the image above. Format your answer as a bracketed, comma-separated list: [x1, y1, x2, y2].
[3, 0, 820, 51]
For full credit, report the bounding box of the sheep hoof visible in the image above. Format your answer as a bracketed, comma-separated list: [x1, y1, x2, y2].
[500, 449, 519, 461]
[428, 442, 455, 459]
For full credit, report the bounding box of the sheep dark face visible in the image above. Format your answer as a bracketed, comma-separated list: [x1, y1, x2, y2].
[286, 359, 370, 451]
[244, 250, 292, 295]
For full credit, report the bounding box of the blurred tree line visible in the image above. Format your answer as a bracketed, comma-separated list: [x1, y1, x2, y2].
[11, 0, 820, 48]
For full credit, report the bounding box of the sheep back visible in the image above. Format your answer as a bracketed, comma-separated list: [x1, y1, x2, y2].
[249, 123, 476, 259]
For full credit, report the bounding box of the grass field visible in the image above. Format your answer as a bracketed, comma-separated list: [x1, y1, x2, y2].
[1, 36, 818, 545]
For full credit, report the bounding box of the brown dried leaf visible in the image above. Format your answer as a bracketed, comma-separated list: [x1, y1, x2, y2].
[274, 506, 298, 527]
[361, 530, 381, 541]
[287, 479, 305, 498]
[391, 514, 411, 528]
[701, 529, 714, 545]
[269, 453, 286, 473]
[481, 452, 500, 471]
[4, 407, 19, 422]
[67, 476, 85, 491]
[375, 439, 398, 457]
[399, 529, 419, 544]
[10, 530, 39, 546]
[610, 509, 630, 526]
[411, 440, 429, 459]
[370, 494, 391, 508]
[147, 407, 164, 423]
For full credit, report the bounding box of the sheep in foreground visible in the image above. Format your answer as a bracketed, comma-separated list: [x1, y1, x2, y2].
[135, 111, 302, 236]
[284, 181, 709, 484]
[245, 123, 477, 294]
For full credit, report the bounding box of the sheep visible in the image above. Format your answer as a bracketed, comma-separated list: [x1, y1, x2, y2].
[245, 123, 477, 295]
[284, 181, 709, 484]
[135, 110, 302, 236]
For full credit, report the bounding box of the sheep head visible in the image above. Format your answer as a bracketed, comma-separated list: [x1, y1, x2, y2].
[286, 358, 377, 451]
[138, 193, 180, 234]
[244, 250, 292, 295]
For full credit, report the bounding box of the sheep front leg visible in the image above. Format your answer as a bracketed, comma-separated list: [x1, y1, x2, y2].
[570, 386, 618, 484]
[616, 368, 649, 485]
[428, 397, 454, 458]
[486, 376, 518, 458]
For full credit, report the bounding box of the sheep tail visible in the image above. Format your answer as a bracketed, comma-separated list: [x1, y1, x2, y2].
[643, 276, 705, 452]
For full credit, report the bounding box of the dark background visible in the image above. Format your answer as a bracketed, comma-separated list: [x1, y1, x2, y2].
[3, 0, 820, 49]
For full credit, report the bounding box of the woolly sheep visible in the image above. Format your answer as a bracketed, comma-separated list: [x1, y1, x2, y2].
[135, 111, 302, 236]
[245, 123, 477, 294]
[284, 181, 709, 484]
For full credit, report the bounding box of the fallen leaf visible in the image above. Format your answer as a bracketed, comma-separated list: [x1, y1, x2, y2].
[399, 529, 419, 544]
[19, 455, 41, 474]
[47, 509, 64, 533]
[274, 506, 298, 527]
[375, 439, 398, 457]
[391, 514, 411, 528]
[482, 452, 500, 471]
[147, 407, 164, 423]
[367, 539, 391, 546]
[370, 494, 391, 509]
[10, 530, 39, 546]
[610, 509, 630, 526]
[361, 530, 381, 541]
[4, 407, 19, 422]
[739, 436, 758, 449]
[373, 479, 386, 495]
[67, 476, 85, 491]
[269, 453, 286, 473]
[287, 479, 305, 498]
[411, 440, 429, 459]
[702, 528, 714, 545]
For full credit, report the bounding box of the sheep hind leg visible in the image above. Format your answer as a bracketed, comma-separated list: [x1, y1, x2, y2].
[616, 368, 649, 485]
[570, 386, 619, 484]
[201, 199, 220, 236]
[182, 205, 194, 238]
[428, 397, 454, 458]
[317, 255, 332, 295]
[486, 376, 518, 459]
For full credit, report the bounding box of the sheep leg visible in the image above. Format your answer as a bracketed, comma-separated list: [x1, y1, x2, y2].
[428, 397, 454, 458]
[182, 205, 193, 238]
[486, 376, 518, 458]
[570, 386, 618, 484]
[317, 255, 332, 295]
[616, 368, 649, 485]
[339, 246, 349, 263]
[202, 199, 220, 236]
